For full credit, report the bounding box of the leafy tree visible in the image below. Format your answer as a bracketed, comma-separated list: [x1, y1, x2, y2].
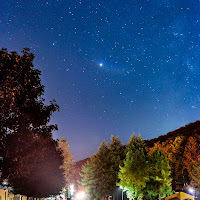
[80, 158, 98, 200]
[59, 137, 74, 187]
[3, 130, 65, 197]
[148, 136, 189, 189]
[0, 48, 64, 196]
[119, 135, 172, 200]
[189, 158, 200, 192]
[0, 48, 58, 135]
[183, 135, 200, 178]
[118, 134, 149, 200]
[145, 149, 172, 199]
[147, 121, 200, 190]
[148, 134, 200, 190]
[80, 136, 125, 199]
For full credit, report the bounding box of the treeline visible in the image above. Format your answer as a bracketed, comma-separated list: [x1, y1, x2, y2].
[79, 122, 200, 200]
[147, 121, 200, 192]
[79, 135, 172, 200]
[1, 48, 199, 199]
[147, 121, 200, 147]
[0, 48, 74, 197]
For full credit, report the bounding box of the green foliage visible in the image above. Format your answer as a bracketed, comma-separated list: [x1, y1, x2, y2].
[80, 136, 125, 199]
[118, 134, 149, 199]
[80, 158, 98, 199]
[145, 149, 172, 199]
[147, 121, 200, 190]
[118, 135, 172, 200]
[148, 128, 200, 190]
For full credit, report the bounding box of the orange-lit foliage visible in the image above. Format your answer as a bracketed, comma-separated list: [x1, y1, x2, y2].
[183, 135, 200, 179]
[147, 121, 200, 189]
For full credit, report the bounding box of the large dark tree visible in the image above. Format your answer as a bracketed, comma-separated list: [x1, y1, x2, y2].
[0, 48, 58, 133]
[0, 48, 65, 196]
[3, 131, 65, 197]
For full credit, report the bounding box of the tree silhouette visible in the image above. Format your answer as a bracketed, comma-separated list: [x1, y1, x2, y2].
[0, 48, 65, 197]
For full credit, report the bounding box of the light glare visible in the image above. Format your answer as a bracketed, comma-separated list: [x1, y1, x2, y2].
[76, 191, 86, 199]
[188, 187, 194, 193]
[70, 184, 75, 195]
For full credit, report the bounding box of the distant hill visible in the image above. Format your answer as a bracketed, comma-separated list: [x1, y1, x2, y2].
[147, 120, 200, 190]
[146, 120, 200, 147]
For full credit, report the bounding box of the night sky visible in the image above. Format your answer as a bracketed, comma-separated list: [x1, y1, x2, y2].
[1, 0, 200, 160]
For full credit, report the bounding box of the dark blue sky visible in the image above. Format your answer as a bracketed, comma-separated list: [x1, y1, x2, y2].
[1, 0, 200, 160]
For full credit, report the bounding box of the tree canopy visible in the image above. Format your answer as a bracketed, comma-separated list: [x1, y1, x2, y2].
[148, 131, 200, 190]
[0, 48, 58, 135]
[118, 134, 172, 200]
[189, 158, 200, 192]
[59, 137, 74, 188]
[145, 149, 172, 199]
[77, 122, 200, 199]
[0, 48, 65, 197]
[3, 131, 65, 197]
[118, 135, 149, 199]
[80, 136, 125, 199]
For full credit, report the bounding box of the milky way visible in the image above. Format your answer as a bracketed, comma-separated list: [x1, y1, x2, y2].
[1, 0, 200, 160]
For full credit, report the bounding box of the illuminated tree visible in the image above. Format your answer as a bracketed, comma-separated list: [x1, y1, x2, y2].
[80, 136, 125, 199]
[59, 137, 74, 187]
[118, 135, 149, 200]
[145, 149, 172, 199]
[147, 121, 200, 190]
[119, 135, 172, 200]
[80, 157, 97, 200]
[184, 135, 200, 176]
[189, 158, 200, 192]
[148, 136, 188, 189]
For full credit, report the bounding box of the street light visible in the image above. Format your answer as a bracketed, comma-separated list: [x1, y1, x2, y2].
[188, 187, 194, 193]
[188, 186, 196, 199]
[120, 186, 123, 200]
[70, 185, 75, 196]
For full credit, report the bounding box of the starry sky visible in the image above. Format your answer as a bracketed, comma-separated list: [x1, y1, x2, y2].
[1, 0, 200, 160]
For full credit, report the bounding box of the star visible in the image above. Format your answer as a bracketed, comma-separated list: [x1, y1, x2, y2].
[2, 0, 199, 162]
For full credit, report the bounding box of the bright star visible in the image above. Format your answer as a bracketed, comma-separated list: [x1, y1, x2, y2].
[99, 63, 103, 67]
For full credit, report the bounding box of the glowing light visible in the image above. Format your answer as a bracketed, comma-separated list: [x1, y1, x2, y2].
[188, 187, 194, 193]
[75, 191, 86, 199]
[99, 63, 103, 67]
[70, 184, 75, 195]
